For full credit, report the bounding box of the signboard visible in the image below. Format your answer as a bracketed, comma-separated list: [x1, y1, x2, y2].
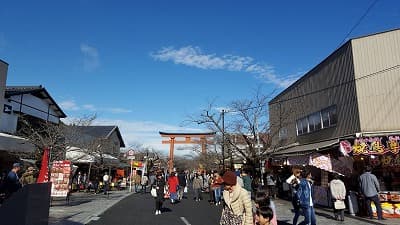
[50, 160, 71, 197]
[126, 149, 135, 159]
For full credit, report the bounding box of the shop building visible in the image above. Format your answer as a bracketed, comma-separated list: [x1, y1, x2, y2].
[268, 28, 400, 215]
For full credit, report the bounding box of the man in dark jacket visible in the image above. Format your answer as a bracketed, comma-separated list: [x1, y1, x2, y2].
[4, 163, 22, 199]
[177, 170, 187, 200]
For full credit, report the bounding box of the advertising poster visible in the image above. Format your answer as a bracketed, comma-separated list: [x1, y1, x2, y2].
[50, 160, 71, 197]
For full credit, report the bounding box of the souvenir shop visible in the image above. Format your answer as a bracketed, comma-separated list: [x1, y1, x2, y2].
[340, 135, 400, 218]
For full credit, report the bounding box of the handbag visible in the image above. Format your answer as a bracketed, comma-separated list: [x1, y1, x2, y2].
[184, 186, 188, 193]
[334, 200, 345, 209]
[151, 187, 157, 197]
[220, 206, 243, 225]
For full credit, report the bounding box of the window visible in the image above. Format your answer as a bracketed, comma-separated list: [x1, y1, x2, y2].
[308, 112, 321, 132]
[321, 106, 337, 128]
[296, 105, 337, 136]
[296, 117, 308, 135]
[279, 127, 288, 140]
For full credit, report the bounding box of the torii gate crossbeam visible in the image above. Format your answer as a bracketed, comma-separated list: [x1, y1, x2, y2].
[159, 131, 215, 172]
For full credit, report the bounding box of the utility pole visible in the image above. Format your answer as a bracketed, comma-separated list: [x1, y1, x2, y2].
[221, 109, 225, 172]
[256, 117, 264, 186]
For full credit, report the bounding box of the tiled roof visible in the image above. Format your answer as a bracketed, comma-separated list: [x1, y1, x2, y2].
[75, 126, 125, 147]
[5, 85, 67, 118]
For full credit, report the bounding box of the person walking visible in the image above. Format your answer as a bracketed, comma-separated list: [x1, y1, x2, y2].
[141, 173, 149, 194]
[296, 168, 316, 225]
[103, 172, 110, 195]
[177, 170, 187, 200]
[286, 168, 302, 225]
[192, 173, 203, 201]
[167, 172, 179, 203]
[153, 172, 165, 215]
[241, 169, 252, 199]
[329, 174, 346, 221]
[212, 172, 223, 205]
[266, 171, 277, 199]
[133, 172, 141, 193]
[359, 165, 386, 220]
[219, 171, 253, 225]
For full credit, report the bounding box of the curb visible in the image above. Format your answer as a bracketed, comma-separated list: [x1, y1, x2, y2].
[81, 191, 135, 225]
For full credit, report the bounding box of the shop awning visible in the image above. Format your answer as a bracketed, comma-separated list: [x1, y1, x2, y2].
[271, 138, 340, 157]
[286, 153, 352, 175]
[65, 146, 119, 165]
[0, 132, 36, 153]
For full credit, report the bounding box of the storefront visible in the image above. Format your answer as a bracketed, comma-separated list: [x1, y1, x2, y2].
[340, 135, 400, 218]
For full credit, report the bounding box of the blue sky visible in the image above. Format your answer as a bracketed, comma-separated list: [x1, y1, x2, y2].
[1, 0, 399, 155]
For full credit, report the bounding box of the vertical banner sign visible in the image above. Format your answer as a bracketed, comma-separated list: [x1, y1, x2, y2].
[50, 160, 72, 197]
[126, 149, 135, 192]
[37, 147, 50, 183]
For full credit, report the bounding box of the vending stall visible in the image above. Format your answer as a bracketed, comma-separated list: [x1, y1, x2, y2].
[340, 136, 400, 218]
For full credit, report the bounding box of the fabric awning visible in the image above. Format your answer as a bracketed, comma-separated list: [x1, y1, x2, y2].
[66, 146, 119, 165]
[271, 139, 340, 157]
[286, 153, 352, 175]
[0, 132, 36, 153]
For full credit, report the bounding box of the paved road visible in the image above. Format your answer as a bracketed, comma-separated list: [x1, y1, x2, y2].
[87, 189, 398, 225]
[88, 191, 222, 225]
[49, 188, 398, 225]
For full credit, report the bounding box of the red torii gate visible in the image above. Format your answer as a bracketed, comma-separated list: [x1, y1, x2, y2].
[159, 131, 216, 172]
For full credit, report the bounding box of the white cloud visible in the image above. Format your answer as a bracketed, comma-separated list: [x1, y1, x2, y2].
[60, 100, 80, 111]
[80, 43, 100, 72]
[107, 108, 133, 113]
[83, 104, 96, 111]
[151, 46, 298, 88]
[60, 100, 131, 114]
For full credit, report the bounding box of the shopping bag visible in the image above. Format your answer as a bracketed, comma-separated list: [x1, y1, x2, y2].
[334, 200, 346, 209]
[151, 187, 157, 197]
[184, 186, 188, 193]
[220, 206, 243, 225]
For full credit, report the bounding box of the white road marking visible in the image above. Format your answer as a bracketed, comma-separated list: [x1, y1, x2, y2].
[180, 217, 191, 225]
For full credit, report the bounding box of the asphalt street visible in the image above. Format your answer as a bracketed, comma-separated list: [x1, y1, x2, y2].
[86, 188, 398, 225]
[88, 190, 222, 225]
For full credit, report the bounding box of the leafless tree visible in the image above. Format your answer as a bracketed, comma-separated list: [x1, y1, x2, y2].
[16, 115, 67, 162]
[186, 87, 276, 175]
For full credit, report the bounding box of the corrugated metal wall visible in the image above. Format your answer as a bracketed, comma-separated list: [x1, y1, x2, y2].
[352, 30, 400, 132]
[269, 42, 361, 148]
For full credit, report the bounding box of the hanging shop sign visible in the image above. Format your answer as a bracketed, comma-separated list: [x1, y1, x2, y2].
[340, 136, 400, 156]
[369, 154, 400, 167]
[131, 160, 143, 168]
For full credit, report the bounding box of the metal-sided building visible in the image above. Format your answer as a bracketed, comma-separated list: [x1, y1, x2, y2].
[268, 28, 400, 208]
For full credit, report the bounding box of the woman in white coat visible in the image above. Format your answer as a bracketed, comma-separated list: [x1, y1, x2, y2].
[329, 174, 346, 221]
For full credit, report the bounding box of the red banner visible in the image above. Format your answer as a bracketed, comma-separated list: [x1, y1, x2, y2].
[37, 147, 49, 183]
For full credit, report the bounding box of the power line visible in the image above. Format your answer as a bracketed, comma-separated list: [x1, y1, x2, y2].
[337, 0, 379, 48]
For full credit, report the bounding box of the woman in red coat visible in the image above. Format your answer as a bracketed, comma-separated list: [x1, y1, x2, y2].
[167, 172, 179, 203]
